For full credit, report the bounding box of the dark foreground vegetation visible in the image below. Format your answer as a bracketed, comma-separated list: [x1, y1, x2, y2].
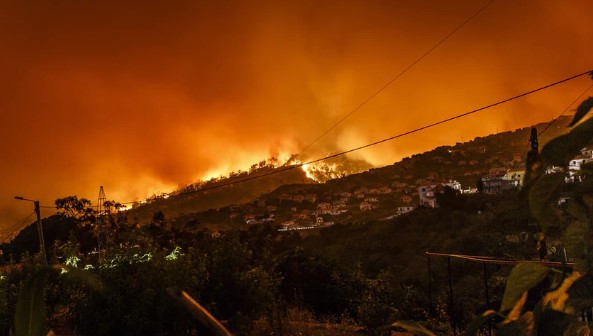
[0, 189, 543, 335]
[2, 78, 593, 335]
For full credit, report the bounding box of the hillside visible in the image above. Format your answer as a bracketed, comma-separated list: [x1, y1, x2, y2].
[159, 116, 572, 232]
[4, 116, 574, 241]
[0, 115, 583, 335]
[127, 165, 315, 226]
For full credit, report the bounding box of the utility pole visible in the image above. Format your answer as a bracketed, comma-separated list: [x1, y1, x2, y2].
[529, 127, 539, 152]
[14, 196, 48, 265]
[96, 186, 113, 263]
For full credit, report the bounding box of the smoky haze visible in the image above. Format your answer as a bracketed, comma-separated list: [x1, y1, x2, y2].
[1, 0, 592, 234]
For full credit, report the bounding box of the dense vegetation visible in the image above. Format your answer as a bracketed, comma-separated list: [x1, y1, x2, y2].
[0, 188, 542, 335]
[2, 81, 593, 335]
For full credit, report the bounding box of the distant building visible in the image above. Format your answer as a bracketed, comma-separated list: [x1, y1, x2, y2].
[481, 176, 518, 194]
[504, 168, 525, 186]
[418, 185, 438, 208]
[581, 146, 593, 157]
[359, 202, 372, 211]
[569, 155, 593, 171]
[397, 206, 416, 216]
[444, 180, 462, 192]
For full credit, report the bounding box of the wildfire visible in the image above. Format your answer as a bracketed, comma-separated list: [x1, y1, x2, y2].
[301, 163, 316, 181]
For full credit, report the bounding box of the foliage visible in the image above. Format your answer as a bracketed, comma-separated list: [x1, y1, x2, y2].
[464, 83, 593, 334]
[395, 79, 593, 335]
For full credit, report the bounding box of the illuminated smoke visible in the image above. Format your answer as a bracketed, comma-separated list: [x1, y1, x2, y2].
[1, 0, 592, 232]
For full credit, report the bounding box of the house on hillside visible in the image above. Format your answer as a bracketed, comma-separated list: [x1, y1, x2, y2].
[418, 185, 438, 208]
[480, 176, 518, 194]
[400, 195, 412, 204]
[317, 202, 332, 211]
[359, 202, 372, 211]
[581, 146, 593, 157]
[504, 168, 525, 186]
[569, 155, 593, 171]
[397, 206, 416, 216]
[444, 180, 462, 192]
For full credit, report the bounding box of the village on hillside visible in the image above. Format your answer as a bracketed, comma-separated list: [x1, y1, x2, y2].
[196, 121, 593, 232]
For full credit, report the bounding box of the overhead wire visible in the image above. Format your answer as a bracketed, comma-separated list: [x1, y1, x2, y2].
[297, 0, 497, 156]
[425, 252, 574, 268]
[16, 68, 593, 209]
[114, 68, 592, 203]
[1, 211, 36, 244]
[538, 82, 593, 136]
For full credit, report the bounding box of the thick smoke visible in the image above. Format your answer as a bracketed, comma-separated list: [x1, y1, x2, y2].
[1, 0, 592, 232]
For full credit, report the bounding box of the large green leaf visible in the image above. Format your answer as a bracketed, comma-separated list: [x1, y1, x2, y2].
[541, 117, 593, 166]
[569, 97, 593, 126]
[563, 221, 589, 272]
[500, 263, 551, 312]
[391, 320, 436, 336]
[14, 268, 49, 336]
[528, 173, 564, 231]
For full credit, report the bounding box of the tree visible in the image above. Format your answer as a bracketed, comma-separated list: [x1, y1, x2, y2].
[55, 196, 96, 224]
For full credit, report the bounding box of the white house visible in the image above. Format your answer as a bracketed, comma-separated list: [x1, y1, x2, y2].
[569, 155, 593, 171]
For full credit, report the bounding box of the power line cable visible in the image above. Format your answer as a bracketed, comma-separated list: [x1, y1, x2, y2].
[118, 68, 591, 202]
[538, 83, 593, 136]
[25, 68, 593, 208]
[1, 211, 35, 244]
[3, 211, 35, 233]
[297, 0, 496, 156]
[425, 252, 573, 267]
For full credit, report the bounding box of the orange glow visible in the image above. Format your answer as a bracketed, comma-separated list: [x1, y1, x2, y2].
[1, 0, 593, 233]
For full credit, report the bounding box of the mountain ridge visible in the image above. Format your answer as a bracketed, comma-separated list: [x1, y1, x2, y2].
[130, 116, 572, 230]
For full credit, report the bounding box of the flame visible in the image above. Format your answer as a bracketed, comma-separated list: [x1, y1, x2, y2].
[301, 163, 316, 181]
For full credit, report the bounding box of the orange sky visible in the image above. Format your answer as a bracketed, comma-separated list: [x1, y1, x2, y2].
[1, 0, 592, 236]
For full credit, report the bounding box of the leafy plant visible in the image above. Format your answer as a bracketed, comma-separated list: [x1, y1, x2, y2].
[465, 73, 593, 335]
[396, 72, 593, 335]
